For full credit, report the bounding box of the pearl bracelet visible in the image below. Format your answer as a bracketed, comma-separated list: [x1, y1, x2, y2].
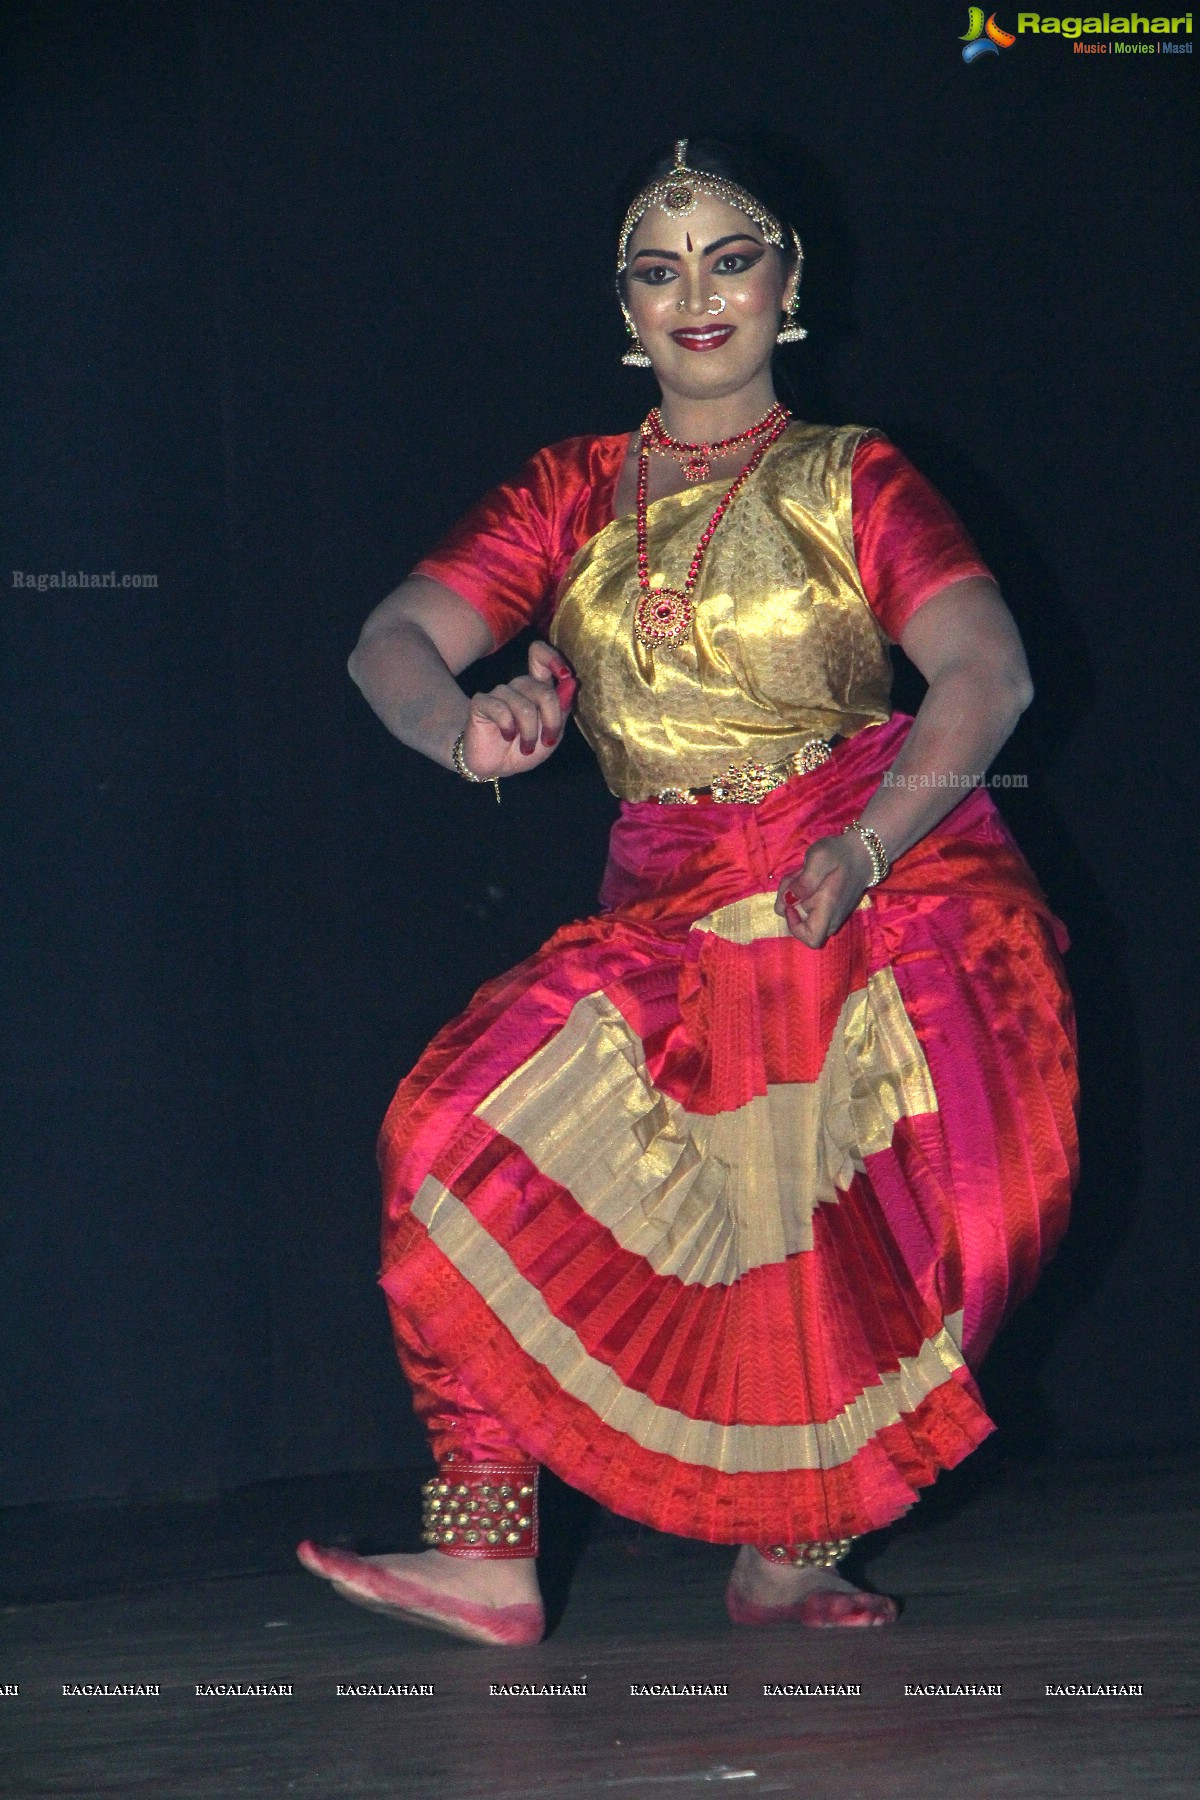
[452, 732, 501, 803]
[843, 819, 889, 886]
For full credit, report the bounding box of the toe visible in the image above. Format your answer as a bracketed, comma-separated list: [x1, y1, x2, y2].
[799, 1589, 898, 1628]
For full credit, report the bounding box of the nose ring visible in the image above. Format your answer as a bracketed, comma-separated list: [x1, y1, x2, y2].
[707, 294, 727, 315]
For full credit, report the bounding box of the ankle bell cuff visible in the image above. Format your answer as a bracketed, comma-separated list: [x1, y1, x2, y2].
[421, 1463, 539, 1559]
[759, 1538, 854, 1569]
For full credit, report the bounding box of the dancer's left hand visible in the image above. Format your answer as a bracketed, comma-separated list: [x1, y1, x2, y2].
[773, 832, 874, 948]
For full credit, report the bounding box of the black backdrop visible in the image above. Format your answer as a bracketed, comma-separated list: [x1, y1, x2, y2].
[2, 0, 1196, 1506]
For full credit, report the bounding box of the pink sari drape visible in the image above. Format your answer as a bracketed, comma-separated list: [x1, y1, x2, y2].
[379, 717, 1077, 1544]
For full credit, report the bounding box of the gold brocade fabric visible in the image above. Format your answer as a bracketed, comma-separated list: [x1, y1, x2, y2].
[549, 422, 893, 802]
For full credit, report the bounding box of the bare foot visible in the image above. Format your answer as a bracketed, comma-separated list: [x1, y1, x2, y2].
[335, 1548, 538, 1608]
[296, 1542, 544, 1645]
[726, 1545, 897, 1628]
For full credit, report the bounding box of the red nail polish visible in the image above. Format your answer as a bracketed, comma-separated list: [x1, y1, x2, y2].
[520, 740, 536, 756]
[500, 727, 517, 742]
[543, 733, 559, 748]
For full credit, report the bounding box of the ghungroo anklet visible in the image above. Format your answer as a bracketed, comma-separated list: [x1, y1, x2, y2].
[760, 1538, 855, 1569]
[421, 1463, 538, 1558]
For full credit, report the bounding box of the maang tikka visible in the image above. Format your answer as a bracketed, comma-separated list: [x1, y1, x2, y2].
[617, 139, 806, 362]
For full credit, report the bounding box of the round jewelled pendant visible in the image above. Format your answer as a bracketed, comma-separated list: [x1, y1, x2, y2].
[683, 453, 711, 481]
[634, 586, 693, 648]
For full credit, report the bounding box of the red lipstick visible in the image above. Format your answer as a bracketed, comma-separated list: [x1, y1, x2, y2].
[670, 325, 735, 352]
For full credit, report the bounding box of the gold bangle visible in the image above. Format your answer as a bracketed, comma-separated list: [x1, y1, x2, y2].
[452, 732, 501, 803]
[843, 819, 889, 886]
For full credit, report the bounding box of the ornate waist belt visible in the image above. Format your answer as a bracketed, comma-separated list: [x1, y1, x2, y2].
[656, 738, 834, 806]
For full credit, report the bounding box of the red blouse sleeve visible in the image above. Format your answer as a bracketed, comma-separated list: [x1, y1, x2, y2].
[413, 435, 627, 649]
[851, 435, 994, 643]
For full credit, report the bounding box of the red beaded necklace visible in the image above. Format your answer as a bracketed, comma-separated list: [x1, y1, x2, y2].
[633, 406, 792, 650]
[642, 402, 790, 482]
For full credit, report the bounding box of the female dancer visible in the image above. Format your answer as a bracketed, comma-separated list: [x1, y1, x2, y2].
[298, 138, 1078, 1645]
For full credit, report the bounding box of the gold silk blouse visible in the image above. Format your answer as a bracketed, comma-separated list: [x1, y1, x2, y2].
[549, 422, 893, 803]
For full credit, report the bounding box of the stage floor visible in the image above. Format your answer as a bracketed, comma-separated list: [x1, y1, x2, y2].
[1, 1455, 1196, 1798]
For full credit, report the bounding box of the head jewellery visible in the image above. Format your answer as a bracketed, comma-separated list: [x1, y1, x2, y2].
[617, 138, 802, 277]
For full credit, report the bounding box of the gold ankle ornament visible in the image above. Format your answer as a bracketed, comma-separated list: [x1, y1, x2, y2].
[760, 1538, 855, 1569]
[421, 1462, 539, 1558]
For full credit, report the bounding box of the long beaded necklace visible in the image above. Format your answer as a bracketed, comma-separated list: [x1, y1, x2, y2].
[642, 401, 790, 482]
[633, 405, 792, 650]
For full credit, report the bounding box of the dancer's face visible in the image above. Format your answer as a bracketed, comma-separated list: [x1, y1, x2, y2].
[623, 192, 795, 404]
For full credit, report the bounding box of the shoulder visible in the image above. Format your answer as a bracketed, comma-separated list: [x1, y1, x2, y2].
[766, 423, 956, 511]
[500, 434, 630, 565]
[842, 435, 994, 639]
[521, 432, 630, 491]
[536, 431, 631, 460]
[761, 420, 883, 510]
[436, 433, 627, 541]
[780, 420, 882, 452]
[771, 419, 885, 473]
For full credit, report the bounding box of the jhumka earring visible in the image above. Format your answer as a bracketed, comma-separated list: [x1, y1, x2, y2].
[776, 227, 808, 343]
[620, 302, 651, 368]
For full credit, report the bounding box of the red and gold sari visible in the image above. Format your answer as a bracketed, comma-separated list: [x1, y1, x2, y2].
[376, 423, 1078, 1544]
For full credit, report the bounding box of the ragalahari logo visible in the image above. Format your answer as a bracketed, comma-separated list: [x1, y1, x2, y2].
[961, 7, 1018, 57]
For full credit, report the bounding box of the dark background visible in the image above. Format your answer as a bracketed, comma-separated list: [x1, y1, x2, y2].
[2, 0, 1196, 1508]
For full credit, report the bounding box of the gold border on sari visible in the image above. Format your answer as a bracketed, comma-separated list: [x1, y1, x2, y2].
[473, 963, 937, 1286]
[410, 1172, 967, 1475]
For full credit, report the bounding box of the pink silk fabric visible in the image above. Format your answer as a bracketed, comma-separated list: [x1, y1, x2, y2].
[379, 718, 1078, 1544]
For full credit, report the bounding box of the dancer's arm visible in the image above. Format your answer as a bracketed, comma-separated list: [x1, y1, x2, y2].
[775, 575, 1032, 947]
[858, 575, 1032, 853]
[349, 576, 574, 779]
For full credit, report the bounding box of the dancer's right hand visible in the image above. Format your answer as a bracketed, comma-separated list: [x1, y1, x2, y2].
[459, 641, 577, 779]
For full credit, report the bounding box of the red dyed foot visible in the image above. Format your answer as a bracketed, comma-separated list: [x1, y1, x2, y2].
[726, 1574, 898, 1629]
[296, 1541, 545, 1647]
[798, 1587, 898, 1628]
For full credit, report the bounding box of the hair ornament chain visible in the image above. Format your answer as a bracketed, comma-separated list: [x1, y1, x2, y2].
[617, 138, 798, 275]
